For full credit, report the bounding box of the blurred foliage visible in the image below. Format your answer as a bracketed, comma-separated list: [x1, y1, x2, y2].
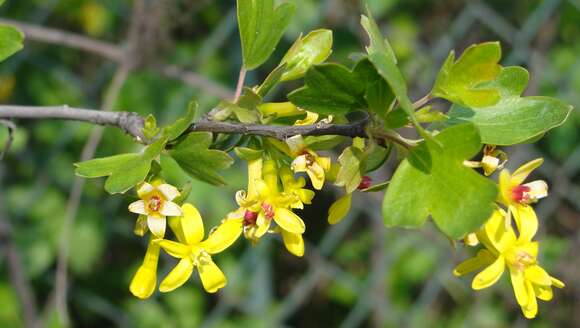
[0, 0, 578, 327]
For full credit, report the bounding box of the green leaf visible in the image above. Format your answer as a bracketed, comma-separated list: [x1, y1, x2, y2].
[75, 137, 166, 194]
[280, 29, 333, 81]
[304, 135, 347, 151]
[432, 42, 502, 108]
[288, 63, 365, 115]
[168, 132, 234, 185]
[361, 11, 438, 149]
[0, 25, 24, 62]
[354, 58, 395, 118]
[237, 0, 295, 70]
[362, 143, 390, 173]
[360, 181, 389, 192]
[164, 101, 197, 141]
[336, 146, 364, 193]
[382, 124, 498, 239]
[257, 64, 286, 97]
[444, 67, 573, 145]
[234, 147, 264, 161]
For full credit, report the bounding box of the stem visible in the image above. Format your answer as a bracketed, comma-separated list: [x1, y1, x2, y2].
[234, 67, 247, 102]
[412, 93, 432, 109]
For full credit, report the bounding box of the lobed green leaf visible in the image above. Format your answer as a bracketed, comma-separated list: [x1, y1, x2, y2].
[382, 124, 498, 239]
[168, 132, 234, 185]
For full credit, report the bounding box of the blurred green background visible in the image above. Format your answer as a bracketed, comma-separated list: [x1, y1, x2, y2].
[0, 0, 579, 327]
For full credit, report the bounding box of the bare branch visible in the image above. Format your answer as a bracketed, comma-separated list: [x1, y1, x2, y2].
[0, 105, 371, 141]
[0, 105, 146, 142]
[0, 18, 124, 62]
[0, 18, 233, 99]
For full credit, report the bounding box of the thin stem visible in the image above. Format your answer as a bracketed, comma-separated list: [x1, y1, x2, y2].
[234, 67, 247, 102]
[412, 93, 433, 109]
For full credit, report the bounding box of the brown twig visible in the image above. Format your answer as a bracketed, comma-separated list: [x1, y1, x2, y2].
[0, 18, 233, 99]
[0, 106, 146, 142]
[0, 105, 371, 141]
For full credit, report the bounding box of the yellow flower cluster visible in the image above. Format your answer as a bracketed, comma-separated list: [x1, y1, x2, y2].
[127, 142, 330, 298]
[454, 158, 564, 319]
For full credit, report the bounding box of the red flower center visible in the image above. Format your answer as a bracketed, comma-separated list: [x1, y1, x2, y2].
[243, 210, 258, 226]
[148, 195, 162, 212]
[511, 185, 531, 203]
[357, 176, 372, 190]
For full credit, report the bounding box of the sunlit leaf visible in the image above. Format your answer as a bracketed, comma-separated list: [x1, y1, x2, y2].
[383, 124, 498, 239]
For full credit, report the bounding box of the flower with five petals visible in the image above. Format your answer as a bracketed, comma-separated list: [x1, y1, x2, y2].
[128, 180, 182, 238]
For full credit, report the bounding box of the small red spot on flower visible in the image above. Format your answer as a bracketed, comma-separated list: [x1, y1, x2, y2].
[357, 176, 372, 190]
[243, 210, 258, 226]
[511, 185, 531, 203]
[148, 195, 162, 212]
[261, 202, 275, 219]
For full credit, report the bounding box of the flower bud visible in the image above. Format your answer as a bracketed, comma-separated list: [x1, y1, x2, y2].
[280, 29, 333, 82]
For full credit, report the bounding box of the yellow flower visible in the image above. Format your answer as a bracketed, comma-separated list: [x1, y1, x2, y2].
[279, 166, 315, 210]
[156, 203, 242, 293]
[498, 158, 547, 231]
[128, 180, 182, 238]
[286, 135, 331, 190]
[454, 209, 564, 319]
[129, 238, 160, 299]
[258, 102, 319, 125]
[234, 158, 307, 256]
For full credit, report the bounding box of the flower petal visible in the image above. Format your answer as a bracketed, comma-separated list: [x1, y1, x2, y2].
[129, 241, 160, 299]
[509, 266, 528, 306]
[160, 201, 182, 217]
[307, 164, 325, 190]
[137, 182, 154, 198]
[157, 184, 180, 201]
[128, 200, 147, 215]
[247, 158, 263, 199]
[159, 258, 194, 293]
[179, 203, 205, 245]
[156, 239, 190, 258]
[281, 230, 304, 257]
[453, 249, 495, 277]
[201, 218, 243, 254]
[472, 255, 505, 290]
[498, 170, 513, 205]
[512, 158, 543, 186]
[481, 209, 516, 253]
[525, 265, 551, 286]
[533, 284, 553, 301]
[274, 208, 306, 234]
[130, 265, 157, 299]
[522, 280, 538, 319]
[317, 156, 332, 172]
[551, 276, 565, 288]
[291, 155, 308, 173]
[197, 255, 227, 293]
[512, 205, 538, 243]
[147, 215, 166, 238]
[327, 193, 352, 225]
[294, 111, 319, 125]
